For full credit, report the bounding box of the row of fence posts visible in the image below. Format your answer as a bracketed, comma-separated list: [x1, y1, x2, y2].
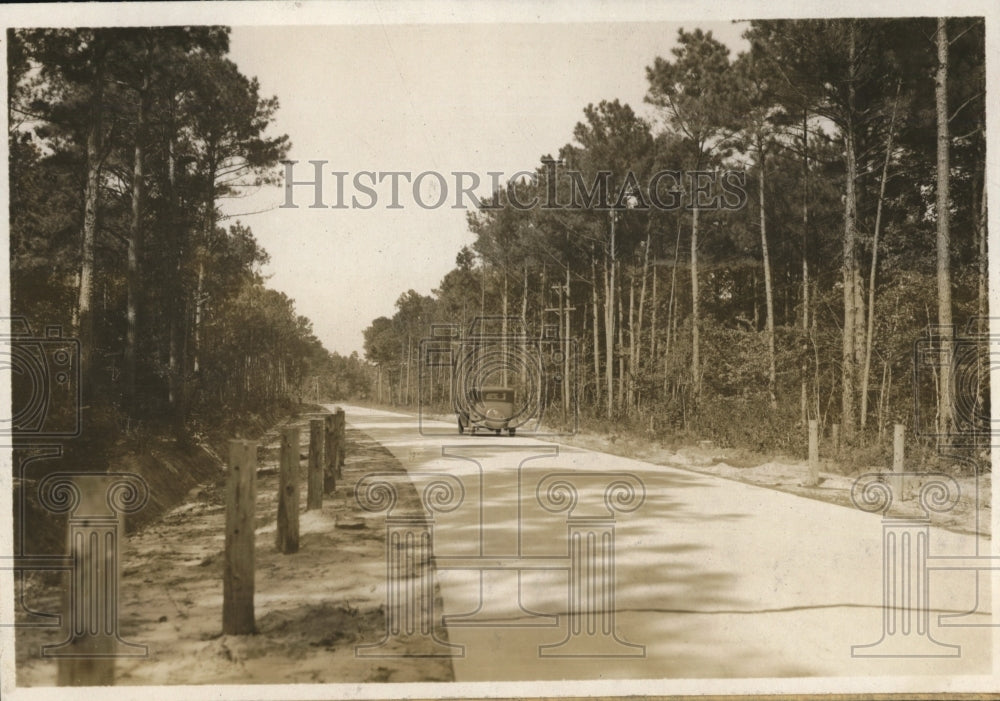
[37, 407, 346, 684]
[806, 419, 909, 496]
[224, 407, 345, 636]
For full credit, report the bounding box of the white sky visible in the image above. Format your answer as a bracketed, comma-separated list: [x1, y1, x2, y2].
[223, 21, 750, 356]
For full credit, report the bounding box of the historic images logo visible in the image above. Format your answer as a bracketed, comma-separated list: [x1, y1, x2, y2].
[280, 158, 748, 212]
[358, 315, 647, 658]
[419, 316, 578, 439]
[849, 318, 998, 659]
[1, 316, 149, 679]
[0, 318, 81, 439]
[355, 461, 646, 659]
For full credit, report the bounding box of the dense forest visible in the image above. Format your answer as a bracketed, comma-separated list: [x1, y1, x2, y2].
[8, 27, 369, 458]
[6, 20, 989, 468]
[363, 19, 987, 462]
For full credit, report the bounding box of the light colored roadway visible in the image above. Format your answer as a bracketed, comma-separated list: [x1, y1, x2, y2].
[335, 405, 994, 683]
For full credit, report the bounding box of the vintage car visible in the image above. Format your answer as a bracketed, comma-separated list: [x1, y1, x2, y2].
[458, 385, 516, 436]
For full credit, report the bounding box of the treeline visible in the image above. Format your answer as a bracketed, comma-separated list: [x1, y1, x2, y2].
[8, 27, 358, 450]
[364, 19, 986, 456]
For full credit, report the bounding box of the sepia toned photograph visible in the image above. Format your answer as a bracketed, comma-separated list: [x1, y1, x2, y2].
[1, 1, 997, 698]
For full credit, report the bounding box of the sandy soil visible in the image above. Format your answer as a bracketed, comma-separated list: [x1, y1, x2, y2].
[14, 405, 988, 687]
[409, 406, 989, 538]
[14, 417, 454, 686]
[559, 431, 990, 538]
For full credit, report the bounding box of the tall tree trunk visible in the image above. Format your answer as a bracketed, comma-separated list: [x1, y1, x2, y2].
[813, 281, 821, 422]
[650, 255, 658, 360]
[783, 265, 790, 326]
[877, 358, 889, 439]
[480, 263, 486, 318]
[758, 140, 777, 410]
[521, 262, 528, 390]
[860, 81, 901, 429]
[194, 260, 204, 373]
[406, 335, 412, 405]
[800, 110, 810, 424]
[841, 22, 860, 442]
[166, 104, 185, 431]
[842, 128, 859, 441]
[854, 252, 866, 371]
[605, 214, 616, 419]
[935, 17, 953, 439]
[617, 266, 625, 413]
[539, 263, 547, 336]
[691, 205, 701, 400]
[539, 263, 547, 411]
[634, 231, 650, 412]
[125, 69, 150, 419]
[502, 267, 508, 386]
[974, 170, 987, 428]
[977, 174, 987, 320]
[664, 221, 681, 393]
[591, 257, 601, 409]
[78, 48, 105, 403]
[563, 266, 572, 417]
[626, 269, 636, 413]
[194, 162, 217, 376]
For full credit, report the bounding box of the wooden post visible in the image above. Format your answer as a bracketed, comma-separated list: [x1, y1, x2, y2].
[324, 413, 337, 493]
[831, 423, 840, 456]
[805, 419, 820, 487]
[307, 418, 324, 510]
[893, 423, 906, 500]
[277, 427, 300, 554]
[335, 408, 346, 479]
[224, 439, 257, 634]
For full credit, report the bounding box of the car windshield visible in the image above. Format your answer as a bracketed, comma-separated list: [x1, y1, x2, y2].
[479, 388, 513, 403]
